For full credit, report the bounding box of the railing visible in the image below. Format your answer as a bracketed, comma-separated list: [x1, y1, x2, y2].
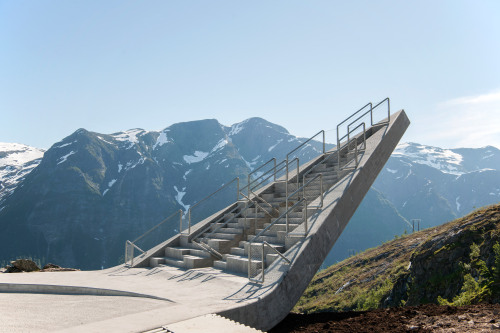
[124, 209, 183, 267]
[244, 158, 276, 198]
[251, 241, 291, 284]
[248, 198, 307, 282]
[183, 177, 240, 235]
[246, 97, 390, 282]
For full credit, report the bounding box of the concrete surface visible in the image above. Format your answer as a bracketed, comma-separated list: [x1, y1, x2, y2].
[0, 265, 255, 332]
[0, 109, 408, 332]
[219, 110, 410, 330]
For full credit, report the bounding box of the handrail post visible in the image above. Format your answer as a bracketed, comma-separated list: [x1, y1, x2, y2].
[320, 174, 323, 208]
[247, 174, 251, 199]
[387, 97, 390, 122]
[304, 198, 308, 234]
[178, 209, 182, 235]
[296, 158, 299, 191]
[322, 130, 325, 154]
[248, 241, 252, 279]
[262, 242, 265, 284]
[236, 177, 239, 202]
[285, 157, 289, 230]
[273, 159, 277, 181]
[188, 208, 191, 235]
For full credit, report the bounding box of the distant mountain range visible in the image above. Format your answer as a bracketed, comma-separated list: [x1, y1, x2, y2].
[325, 142, 500, 266]
[0, 118, 326, 269]
[1, 119, 499, 270]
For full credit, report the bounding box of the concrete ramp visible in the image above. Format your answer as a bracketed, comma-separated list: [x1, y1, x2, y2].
[218, 109, 409, 329]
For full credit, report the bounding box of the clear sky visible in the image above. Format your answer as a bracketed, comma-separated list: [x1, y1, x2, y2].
[1, 1, 499, 150]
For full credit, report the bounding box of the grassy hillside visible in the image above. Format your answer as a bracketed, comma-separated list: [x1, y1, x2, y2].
[295, 203, 500, 313]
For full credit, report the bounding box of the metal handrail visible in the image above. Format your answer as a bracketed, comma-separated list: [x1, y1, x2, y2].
[256, 241, 291, 284]
[285, 157, 300, 227]
[239, 192, 275, 219]
[347, 122, 366, 151]
[247, 158, 276, 197]
[293, 173, 323, 209]
[286, 130, 326, 161]
[248, 189, 280, 217]
[248, 198, 307, 282]
[124, 209, 182, 266]
[185, 177, 240, 235]
[241, 159, 288, 196]
[372, 97, 390, 124]
[337, 136, 360, 171]
[191, 202, 246, 243]
[337, 103, 371, 147]
[192, 239, 223, 260]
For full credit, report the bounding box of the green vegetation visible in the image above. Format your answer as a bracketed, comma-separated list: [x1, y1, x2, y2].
[295, 203, 500, 314]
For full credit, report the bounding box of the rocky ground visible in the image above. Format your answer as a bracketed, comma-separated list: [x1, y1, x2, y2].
[270, 303, 500, 332]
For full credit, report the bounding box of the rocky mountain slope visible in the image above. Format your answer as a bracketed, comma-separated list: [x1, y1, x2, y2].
[295, 203, 500, 314]
[325, 142, 500, 266]
[1, 119, 499, 271]
[0, 118, 326, 270]
[0, 142, 44, 204]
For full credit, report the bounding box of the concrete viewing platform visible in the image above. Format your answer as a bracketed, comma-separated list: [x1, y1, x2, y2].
[1, 100, 409, 332]
[0, 266, 261, 332]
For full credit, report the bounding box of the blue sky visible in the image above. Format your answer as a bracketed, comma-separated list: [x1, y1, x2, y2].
[1, 1, 499, 149]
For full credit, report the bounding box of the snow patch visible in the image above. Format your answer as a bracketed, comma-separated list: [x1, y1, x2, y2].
[125, 157, 145, 170]
[456, 196, 461, 212]
[386, 168, 398, 174]
[97, 136, 114, 145]
[228, 120, 249, 136]
[0, 143, 44, 169]
[53, 140, 77, 149]
[211, 138, 228, 153]
[108, 179, 117, 187]
[183, 169, 192, 180]
[118, 163, 123, 173]
[394, 143, 464, 175]
[268, 139, 283, 152]
[111, 129, 145, 149]
[57, 151, 76, 165]
[174, 186, 190, 212]
[183, 151, 209, 164]
[153, 130, 170, 150]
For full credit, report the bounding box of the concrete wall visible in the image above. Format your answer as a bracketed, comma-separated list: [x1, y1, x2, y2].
[218, 110, 410, 330]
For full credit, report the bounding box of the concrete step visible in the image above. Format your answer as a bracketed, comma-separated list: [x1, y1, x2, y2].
[214, 221, 241, 230]
[213, 260, 227, 270]
[204, 238, 234, 253]
[271, 217, 303, 224]
[183, 255, 213, 269]
[240, 241, 285, 256]
[230, 247, 246, 256]
[246, 234, 279, 243]
[165, 247, 191, 260]
[212, 227, 244, 234]
[225, 254, 262, 275]
[262, 223, 300, 232]
[203, 232, 239, 240]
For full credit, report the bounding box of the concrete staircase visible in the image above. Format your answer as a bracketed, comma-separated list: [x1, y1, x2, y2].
[126, 98, 409, 331]
[148, 148, 354, 275]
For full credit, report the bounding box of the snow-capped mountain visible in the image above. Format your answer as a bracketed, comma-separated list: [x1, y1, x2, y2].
[373, 142, 500, 228]
[0, 118, 326, 269]
[1, 123, 499, 270]
[0, 142, 44, 204]
[324, 142, 500, 266]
